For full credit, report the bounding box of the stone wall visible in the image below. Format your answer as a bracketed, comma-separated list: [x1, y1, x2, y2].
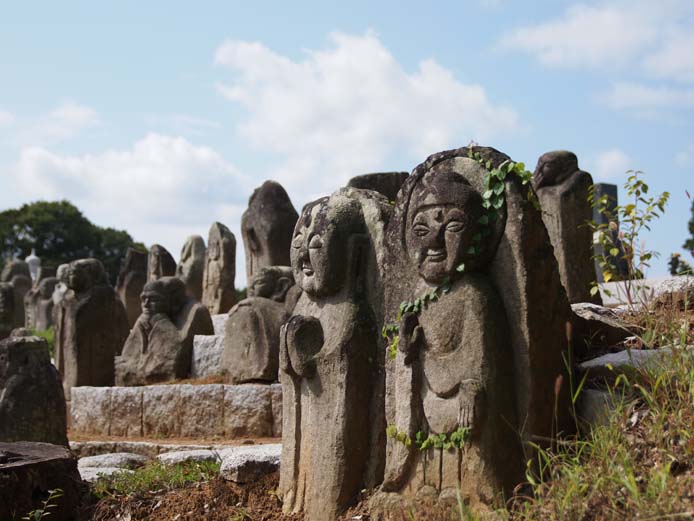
[70, 383, 281, 439]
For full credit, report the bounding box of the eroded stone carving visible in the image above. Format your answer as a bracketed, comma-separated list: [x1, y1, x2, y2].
[176, 235, 205, 301]
[115, 276, 214, 385]
[24, 276, 57, 332]
[279, 189, 391, 521]
[375, 147, 572, 513]
[202, 222, 236, 314]
[57, 259, 129, 399]
[0, 260, 31, 329]
[116, 247, 148, 327]
[221, 266, 296, 383]
[51, 264, 69, 375]
[241, 181, 298, 288]
[147, 244, 176, 282]
[347, 171, 409, 202]
[534, 150, 601, 304]
[0, 284, 14, 341]
[0, 335, 68, 446]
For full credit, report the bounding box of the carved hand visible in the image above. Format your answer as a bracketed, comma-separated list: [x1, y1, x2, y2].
[280, 315, 324, 378]
[458, 380, 486, 435]
[398, 312, 422, 365]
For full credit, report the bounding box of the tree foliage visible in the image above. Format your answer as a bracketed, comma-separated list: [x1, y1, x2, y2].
[685, 199, 694, 258]
[0, 200, 145, 284]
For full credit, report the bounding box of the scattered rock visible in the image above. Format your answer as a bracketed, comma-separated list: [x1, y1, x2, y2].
[219, 444, 281, 483]
[157, 449, 221, 465]
[191, 334, 225, 378]
[78, 452, 149, 470]
[577, 389, 618, 428]
[571, 302, 634, 352]
[577, 348, 672, 382]
[80, 466, 134, 483]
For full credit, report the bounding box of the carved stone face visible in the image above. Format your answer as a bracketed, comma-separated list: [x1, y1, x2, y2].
[67, 263, 89, 292]
[67, 259, 106, 293]
[533, 151, 578, 189]
[249, 271, 274, 298]
[141, 289, 169, 317]
[406, 172, 483, 285]
[291, 196, 361, 297]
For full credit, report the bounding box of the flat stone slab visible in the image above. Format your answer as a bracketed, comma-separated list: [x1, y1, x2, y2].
[0, 442, 82, 521]
[80, 466, 134, 483]
[191, 334, 225, 378]
[219, 443, 281, 483]
[70, 383, 281, 439]
[157, 449, 221, 465]
[600, 275, 694, 308]
[577, 348, 672, 381]
[70, 440, 240, 458]
[78, 452, 149, 470]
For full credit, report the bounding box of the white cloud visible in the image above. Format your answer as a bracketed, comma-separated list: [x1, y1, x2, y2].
[34, 101, 100, 142]
[0, 110, 14, 127]
[643, 31, 694, 83]
[11, 133, 251, 271]
[602, 82, 694, 110]
[214, 31, 519, 201]
[498, 2, 657, 69]
[590, 148, 632, 180]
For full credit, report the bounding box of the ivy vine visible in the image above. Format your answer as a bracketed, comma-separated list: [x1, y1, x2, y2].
[386, 424, 472, 451]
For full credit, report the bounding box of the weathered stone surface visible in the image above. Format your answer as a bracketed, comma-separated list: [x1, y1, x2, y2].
[115, 277, 214, 385]
[116, 247, 147, 327]
[220, 443, 281, 483]
[176, 235, 206, 302]
[222, 266, 296, 383]
[577, 348, 675, 382]
[379, 147, 571, 511]
[1, 259, 31, 328]
[534, 151, 601, 304]
[51, 264, 69, 370]
[110, 386, 143, 437]
[270, 383, 282, 437]
[147, 244, 176, 282]
[577, 389, 617, 428]
[56, 259, 129, 399]
[0, 442, 82, 521]
[203, 222, 237, 314]
[0, 283, 15, 340]
[80, 466, 133, 483]
[157, 449, 221, 465]
[78, 452, 149, 469]
[223, 384, 273, 438]
[143, 385, 181, 437]
[211, 313, 228, 335]
[191, 334, 225, 378]
[0, 336, 68, 445]
[71, 440, 237, 459]
[279, 189, 390, 520]
[347, 171, 409, 201]
[600, 275, 694, 308]
[179, 384, 224, 437]
[24, 274, 57, 331]
[241, 180, 298, 288]
[572, 302, 634, 351]
[70, 387, 111, 435]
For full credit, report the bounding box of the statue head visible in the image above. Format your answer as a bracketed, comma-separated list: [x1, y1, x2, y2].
[533, 151, 579, 189]
[118, 247, 147, 285]
[148, 244, 176, 280]
[67, 258, 108, 293]
[0, 283, 15, 322]
[248, 266, 295, 301]
[405, 171, 484, 285]
[180, 235, 205, 263]
[140, 276, 187, 318]
[291, 194, 365, 297]
[1, 260, 31, 283]
[38, 277, 58, 299]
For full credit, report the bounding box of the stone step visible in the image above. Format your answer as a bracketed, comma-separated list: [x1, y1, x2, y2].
[70, 439, 244, 458]
[70, 383, 282, 439]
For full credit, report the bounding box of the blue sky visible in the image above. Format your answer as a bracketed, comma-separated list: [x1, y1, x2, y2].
[1, 0, 692, 285]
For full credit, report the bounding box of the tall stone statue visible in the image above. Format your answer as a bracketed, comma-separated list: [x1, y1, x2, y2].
[202, 222, 236, 314]
[221, 266, 296, 383]
[57, 259, 129, 399]
[0, 283, 14, 341]
[279, 189, 391, 521]
[374, 146, 573, 513]
[176, 235, 205, 301]
[24, 276, 57, 331]
[241, 181, 299, 289]
[1, 260, 32, 328]
[51, 264, 69, 374]
[0, 335, 68, 446]
[116, 247, 148, 327]
[147, 244, 176, 282]
[534, 150, 601, 304]
[347, 171, 409, 202]
[115, 276, 214, 385]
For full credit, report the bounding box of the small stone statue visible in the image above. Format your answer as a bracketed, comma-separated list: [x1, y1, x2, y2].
[24, 248, 40, 281]
[147, 244, 176, 282]
[241, 181, 298, 289]
[24, 276, 58, 331]
[116, 247, 148, 327]
[221, 266, 296, 383]
[51, 264, 69, 374]
[0, 283, 14, 341]
[0, 260, 32, 328]
[279, 189, 390, 521]
[115, 276, 214, 385]
[202, 222, 236, 314]
[176, 235, 205, 301]
[0, 335, 68, 446]
[534, 150, 601, 304]
[56, 259, 129, 399]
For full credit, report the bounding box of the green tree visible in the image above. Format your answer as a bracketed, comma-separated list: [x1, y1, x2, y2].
[0, 200, 145, 284]
[684, 198, 694, 258]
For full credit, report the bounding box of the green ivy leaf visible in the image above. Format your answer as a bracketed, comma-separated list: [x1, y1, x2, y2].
[478, 215, 489, 225]
[456, 263, 466, 273]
